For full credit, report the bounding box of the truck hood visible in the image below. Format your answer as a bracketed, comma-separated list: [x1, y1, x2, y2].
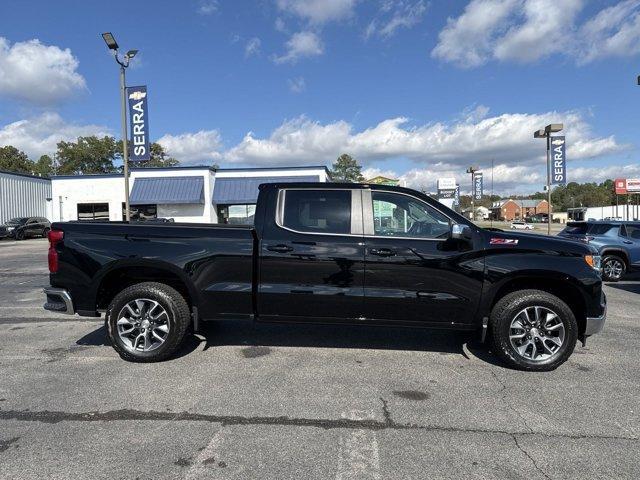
[483, 229, 598, 256]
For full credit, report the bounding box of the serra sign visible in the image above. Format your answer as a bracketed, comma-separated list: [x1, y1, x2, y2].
[550, 136, 566, 185]
[127, 86, 150, 161]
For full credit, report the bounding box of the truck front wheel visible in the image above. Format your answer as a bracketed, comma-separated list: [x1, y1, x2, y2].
[106, 282, 191, 362]
[489, 290, 578, 371]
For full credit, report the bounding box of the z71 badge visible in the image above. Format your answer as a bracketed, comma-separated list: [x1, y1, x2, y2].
[490, 238, 519, 245]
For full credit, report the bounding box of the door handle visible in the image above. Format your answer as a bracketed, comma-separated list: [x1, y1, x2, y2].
[369, 247, 396, 257]
[267, 244, 293, 253]
[623, 240, 633, 244]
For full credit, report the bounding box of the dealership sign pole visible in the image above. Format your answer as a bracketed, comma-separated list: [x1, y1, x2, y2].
[102, 33, 139, 222]
[534, 124, 563, 235]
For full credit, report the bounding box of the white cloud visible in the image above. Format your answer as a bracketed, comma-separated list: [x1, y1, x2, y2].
[276, 0, 357, 24]
[578, 0, 640, 64]
[288, 76, 306, 93]
[0, 112, 110, 158]
[225, 116, 351, 165]
[433, 0, 640, 67]
[221, 110, 624, 171]
[0, 37, 87, 105]
[157, 130, 222, 165]
[431, 0, 519, 67]
[365, 0, 428, 39]
[245, 37, 261, 57]
[197, 0, 219, 15]
[273, 31, 324, 63]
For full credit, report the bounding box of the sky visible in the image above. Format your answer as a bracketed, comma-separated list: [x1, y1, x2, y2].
[1, 0, 640, 195]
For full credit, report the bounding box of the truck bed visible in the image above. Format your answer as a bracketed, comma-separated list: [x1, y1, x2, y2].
[49, 221, 257, 318]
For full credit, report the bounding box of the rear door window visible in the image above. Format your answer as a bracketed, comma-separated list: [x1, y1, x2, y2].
[625, 224, 640, 240]
[281, 190, 352, 234]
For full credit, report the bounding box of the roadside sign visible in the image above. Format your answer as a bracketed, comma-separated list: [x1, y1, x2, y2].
[627, 178, 640, 192]
[474, 173, 483, 200]
[437, 178, 456, 190]
[615, 178, 627, 194]
[550, 136, 566, 185]
[127, 85, 150, 161]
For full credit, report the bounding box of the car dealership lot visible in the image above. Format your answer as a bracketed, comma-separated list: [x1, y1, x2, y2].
[1, 239, 639, 479]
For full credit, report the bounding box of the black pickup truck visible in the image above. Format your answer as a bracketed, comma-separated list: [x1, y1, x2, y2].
[44, 182, 606, 370]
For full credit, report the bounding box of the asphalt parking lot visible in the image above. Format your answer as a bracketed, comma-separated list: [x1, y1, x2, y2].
[1, 238, 639, 479]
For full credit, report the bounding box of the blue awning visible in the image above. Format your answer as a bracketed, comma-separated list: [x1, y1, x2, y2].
[212, 175, 319, 204]
[130, 176, 204, 205]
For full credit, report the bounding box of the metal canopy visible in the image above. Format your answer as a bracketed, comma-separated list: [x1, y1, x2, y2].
[212, 176, 319, 204]
[129, 176, 204, 205]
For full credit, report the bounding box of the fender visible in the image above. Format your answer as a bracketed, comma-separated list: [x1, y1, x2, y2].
[88, 258, 201, 311]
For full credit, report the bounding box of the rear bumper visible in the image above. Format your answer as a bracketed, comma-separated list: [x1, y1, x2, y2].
[43, 287, 75, 315]
[585, 292, 606, 336]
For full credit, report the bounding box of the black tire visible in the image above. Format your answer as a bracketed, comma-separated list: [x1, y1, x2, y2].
[15, 230, 24, 240]
[601, 255, 626, 282]
[489, 289, 578, 371]
[106, 282, 191, 362]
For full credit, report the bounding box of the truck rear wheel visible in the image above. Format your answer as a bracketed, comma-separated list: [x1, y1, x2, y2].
[106, 282, 191, 362]
[489, 290, 577, 371]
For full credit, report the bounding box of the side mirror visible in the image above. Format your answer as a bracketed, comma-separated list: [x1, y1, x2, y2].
[451, 224, 472, 240]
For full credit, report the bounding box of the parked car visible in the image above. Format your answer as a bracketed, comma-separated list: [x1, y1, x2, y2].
[510, 221, 534, 230]
[43, 182, 606, 371]
[0, 217, 51, 240]
[558, 221, 640, 281]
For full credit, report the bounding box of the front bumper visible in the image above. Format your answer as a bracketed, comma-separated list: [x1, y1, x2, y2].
[585, 292, 607, 336]
[43, 287, 75, 315]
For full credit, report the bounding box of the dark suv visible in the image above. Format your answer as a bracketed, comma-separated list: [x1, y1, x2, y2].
[559, 221, 640, 281]
[0, 217, 51, 241]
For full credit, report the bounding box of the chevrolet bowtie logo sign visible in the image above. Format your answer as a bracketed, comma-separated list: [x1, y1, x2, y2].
[126, 86, 150, 161]
[128, 90, 147, 101]
[551, 136, 566, 185]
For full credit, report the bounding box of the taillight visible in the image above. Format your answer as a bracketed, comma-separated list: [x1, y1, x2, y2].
[47, 230, 64, 273]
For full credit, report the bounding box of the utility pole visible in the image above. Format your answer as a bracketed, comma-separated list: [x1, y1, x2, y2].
[102, 33, 138, 222]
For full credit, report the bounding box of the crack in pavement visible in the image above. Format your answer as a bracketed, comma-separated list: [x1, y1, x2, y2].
[512, 434, 552, 480]
[490, 370, 534, 434]
[0, 407, 637, 442]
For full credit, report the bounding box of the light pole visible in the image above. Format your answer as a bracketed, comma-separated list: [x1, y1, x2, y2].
[102, 32, 138, 222]
[466, 166, 479, 221]
[534, 123, 563, 235]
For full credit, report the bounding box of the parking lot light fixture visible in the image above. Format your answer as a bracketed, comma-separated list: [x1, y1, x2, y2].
[101, 32, 138, 222]
[534, 123, 564, 235]
[101, 32, 118, 50]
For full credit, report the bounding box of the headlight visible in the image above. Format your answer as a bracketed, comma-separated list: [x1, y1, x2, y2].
[6, 227, 14, 231]
[584, 254, 601, 271]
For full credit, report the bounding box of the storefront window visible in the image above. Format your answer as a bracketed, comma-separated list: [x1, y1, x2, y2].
[77, 203, 109, 221]
[217, 204, 256, 224]
[123, 203, 157, 221]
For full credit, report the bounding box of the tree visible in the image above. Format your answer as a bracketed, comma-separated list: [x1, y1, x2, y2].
[115, 142, 179, 168]
[56, 136, 120, 174]
[330, 154, 364, 182]
[0, 146, 34, 174]
[33, 155, 54, 176]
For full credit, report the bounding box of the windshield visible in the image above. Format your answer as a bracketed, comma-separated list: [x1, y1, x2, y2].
[560, 222, 589, 235]
[4, 218, 28, 225]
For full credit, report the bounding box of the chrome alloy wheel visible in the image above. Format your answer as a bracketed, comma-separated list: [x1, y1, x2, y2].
[116, 299, 170, 352]
[509, 306, 565, 362]
[603, 258, 624, 280]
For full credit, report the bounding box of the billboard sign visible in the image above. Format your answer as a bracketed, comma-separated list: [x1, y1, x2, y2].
[473, 172, 483, 200]
[627, 178, 640, 193]
[437, 177, 456, 190]
[550, 136, 566, 185]
[438, 188, 456, 199]
[615, 178, 627, 194]
[127, 86, 150, 162]
[454, 184, 460, 207]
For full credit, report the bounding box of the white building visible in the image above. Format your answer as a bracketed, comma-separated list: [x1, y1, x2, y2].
[50, 165, 329, 224]
[567, 205, 640, 222]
